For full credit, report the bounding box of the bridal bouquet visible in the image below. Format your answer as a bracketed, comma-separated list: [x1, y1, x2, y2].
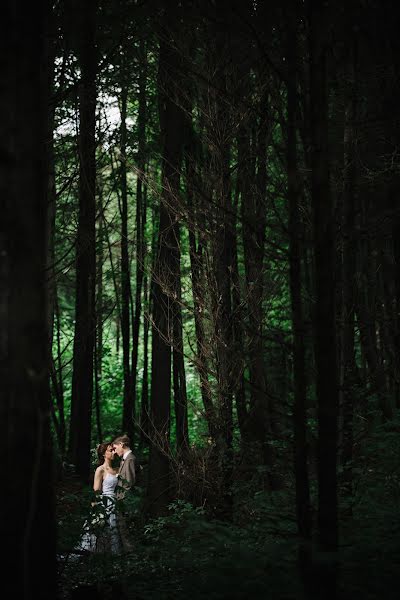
[88, 498, 109, 530]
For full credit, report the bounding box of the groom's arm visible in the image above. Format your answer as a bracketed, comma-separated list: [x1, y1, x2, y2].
[117, 457, 136, 497]
[125, 456, 136, 488]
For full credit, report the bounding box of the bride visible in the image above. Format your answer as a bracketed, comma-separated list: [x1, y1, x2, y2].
[77, 442, 122, 554]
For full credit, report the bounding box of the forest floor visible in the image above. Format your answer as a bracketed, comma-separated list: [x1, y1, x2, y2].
[56, 474, 400, 600]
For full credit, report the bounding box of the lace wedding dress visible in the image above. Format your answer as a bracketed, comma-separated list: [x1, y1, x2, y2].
[77, 473, 122, 555]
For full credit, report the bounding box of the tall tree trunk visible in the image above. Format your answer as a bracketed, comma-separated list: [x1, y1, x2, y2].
[94, 183, 104, 442]
[47, 14, 64, 464]
[287, 18, 311, 545]
[54, 286, 66, 454]
[232, 131, 248, 446]
[141, 196, 157, 449]
[379, 245, 398, 404]
[241, 100, 275, 482]
[147, 3, 185, 516]
[132, 39, 148, 408]
[356, 198, 393, 421]
[213, 154, 234, 518]
[46, 29, 57, 376]
[172, 317, 189, 453]
[392, 216, 400, 408]
[209, 1, 235, 518]
[119, 85, 135, 441]
[69, 0, 98, 482]
[0, 2, 56, 597]
[140, 270, 150, 446]
[309, 3, 339, 594]
[339, 44, 358, 509]
[94, 327, 103, 443]
[172, 225, 189, 452]
[186, 151, 216, 440]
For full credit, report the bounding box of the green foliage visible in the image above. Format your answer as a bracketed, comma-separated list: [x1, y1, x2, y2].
[58, 494, 303, 599]
[56, 481, 93, 554]
[97, 345, 125, 438]
[353, 414, 400, 514]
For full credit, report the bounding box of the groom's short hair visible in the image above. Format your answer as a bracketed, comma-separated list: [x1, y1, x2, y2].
[113, 434, 130, 448]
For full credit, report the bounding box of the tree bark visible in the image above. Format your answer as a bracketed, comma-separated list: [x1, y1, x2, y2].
[94, 182, 104, 442]
[287, 19, 311, 544]
[69, 0, 98, 481]
[132, 39, 148, 422]
[140, 270, 150, 447]
[53, 287, 66, 454]
[232, 130, 249, 446]
[241, 99, 275, 481]
[147, 2, 185, 516]
[339, 44, 358, 508]
[119, 85, 135, 441]
[172, 226, 189, 452]
[309, 0, 339, 572]
[186, 150, 217, 440]
[0, 2, 56, 597]
[356, 197, 393, 421]
[207, 0, 235, 518]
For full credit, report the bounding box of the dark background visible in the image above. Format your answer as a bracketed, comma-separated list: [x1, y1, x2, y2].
[1, 1, 400, 598]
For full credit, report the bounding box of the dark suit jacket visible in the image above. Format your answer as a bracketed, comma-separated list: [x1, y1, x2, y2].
[117, 451, 135, 498]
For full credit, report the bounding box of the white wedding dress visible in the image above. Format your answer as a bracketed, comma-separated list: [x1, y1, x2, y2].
[77, 472, 122, 555]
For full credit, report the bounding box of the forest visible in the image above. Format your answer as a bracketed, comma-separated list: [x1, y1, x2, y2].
[1, 0, 400, 598]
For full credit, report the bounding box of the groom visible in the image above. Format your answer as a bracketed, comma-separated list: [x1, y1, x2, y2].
[112, 434, 136, 551]
[112, 434, 136, 496]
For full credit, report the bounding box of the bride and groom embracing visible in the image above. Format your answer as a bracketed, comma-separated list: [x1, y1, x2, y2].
[78, 434, 136, 555]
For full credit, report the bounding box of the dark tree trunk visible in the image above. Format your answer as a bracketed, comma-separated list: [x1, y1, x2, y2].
[116, 318, 120, 355]
[339, 44, 358, 508]
[309, 3, 339, 594]
[172, 225, 189, 452]
[94, 183, 104, 442]
[212, 149, 234, 518]
[379, 245, 398, 404]
[232, 131, 248, 446]
[96, 186, 104, 383]
[140, 270, 150, 446]
[186, 151, 217, 440]
[202, 0, 236, 520]
[54, 287, 66, 454]
[141, 198, 157, 449]
[356, 198, 393, 421]
[105, 213, 122, 324]
[47, 16, 65, 460]
[46, 31, 57, 369]
[50, 357, 62, 455]
[69, 0, 98, 481]
[0, 2, 56, 597]
[132, 40, 148, 425]
[147, 3, 185, 516]
[119, 85, 135, 441]
[94, 327, 103, 443]
[393, 217, 400, 408]
[287, 19, 311, 544]
[172, 318, 189, 453]
[241, 101, 276, 482]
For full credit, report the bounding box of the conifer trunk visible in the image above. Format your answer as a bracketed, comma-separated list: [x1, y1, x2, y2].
[147, 2, 185, 516]
[287, 18, 311, 543]
[120, 85, 135, 441]
[69, 0, 98, 481]
[309, 2, 339, 579]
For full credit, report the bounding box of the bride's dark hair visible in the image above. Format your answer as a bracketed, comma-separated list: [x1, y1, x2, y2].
[96, 442, 113, 465]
